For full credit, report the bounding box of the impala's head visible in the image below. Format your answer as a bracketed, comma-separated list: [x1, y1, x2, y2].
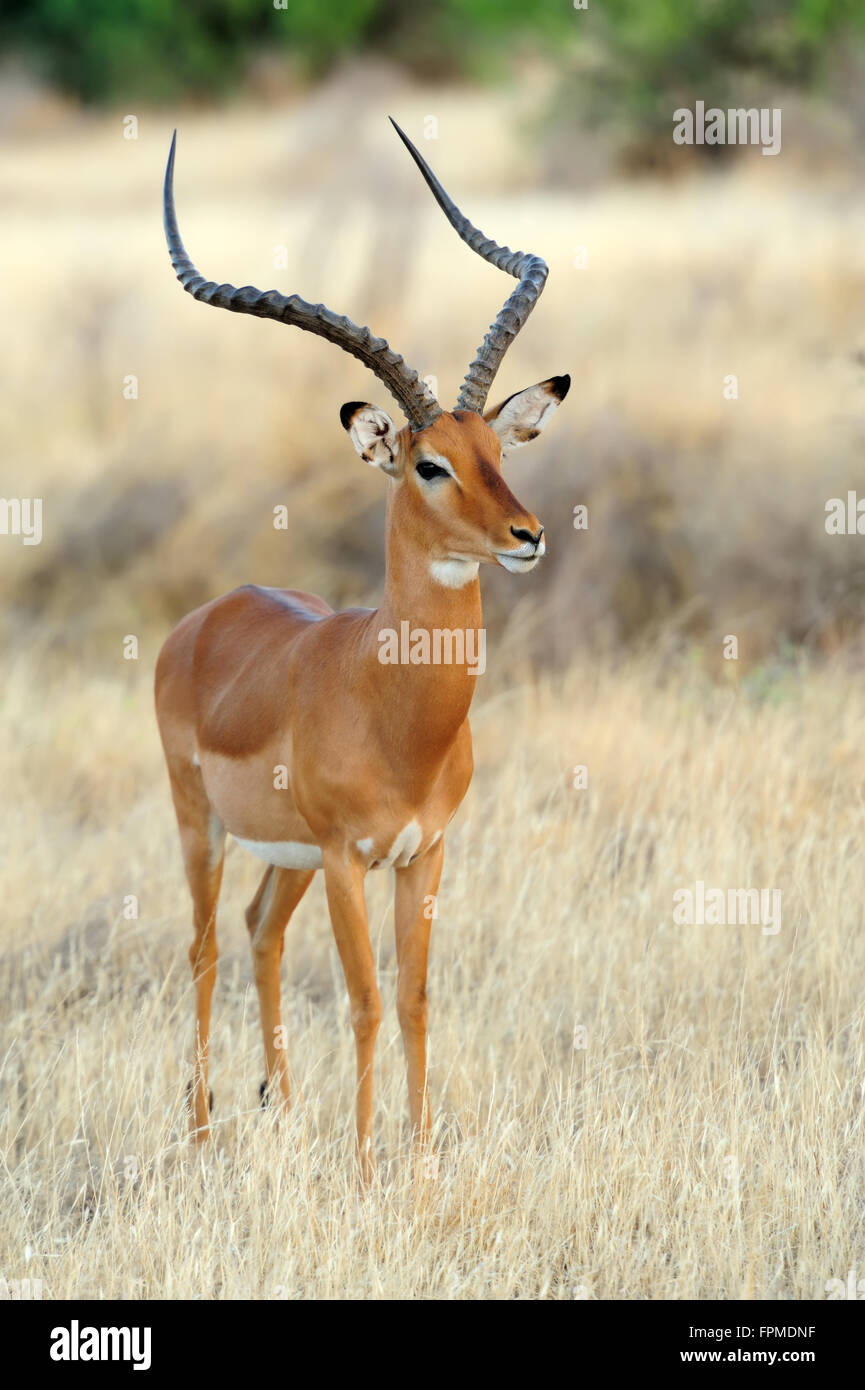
[163, 119, 569, 588]
[339, 375, 569, 584]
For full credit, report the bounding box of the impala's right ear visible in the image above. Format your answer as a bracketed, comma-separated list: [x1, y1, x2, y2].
[340, 401, 403, 476]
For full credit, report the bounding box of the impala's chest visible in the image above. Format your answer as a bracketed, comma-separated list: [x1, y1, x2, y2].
[346, 719, 472, 867]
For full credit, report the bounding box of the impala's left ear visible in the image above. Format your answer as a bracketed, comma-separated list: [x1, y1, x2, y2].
[484, 374, 570, 455]
[340, 401, 404, 476]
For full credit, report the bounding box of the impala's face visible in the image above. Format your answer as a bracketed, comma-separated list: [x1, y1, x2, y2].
[406, 410, 544, 579]
[341, 375, 569, 588]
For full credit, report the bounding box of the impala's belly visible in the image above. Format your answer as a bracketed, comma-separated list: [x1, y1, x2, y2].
[198, 743, 315, 845]
[233, 837, 323, 870]
[199, 749, 439, 870]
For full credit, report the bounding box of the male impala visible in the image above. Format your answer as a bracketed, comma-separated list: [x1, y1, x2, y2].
[156, 120, 569, 1179]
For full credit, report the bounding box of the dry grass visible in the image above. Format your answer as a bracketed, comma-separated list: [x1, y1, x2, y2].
[2, 648, 863, 1299]
[2, 71, 865, 1300]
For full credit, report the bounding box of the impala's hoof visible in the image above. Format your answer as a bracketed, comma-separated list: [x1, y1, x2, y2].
[259, 1080, 269, 1108]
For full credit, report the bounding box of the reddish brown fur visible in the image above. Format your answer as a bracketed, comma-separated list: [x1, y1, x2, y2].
[156, 398, 559, 1178]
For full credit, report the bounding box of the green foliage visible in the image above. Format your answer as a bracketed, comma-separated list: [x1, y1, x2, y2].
[0, 0, 571, 102]
[1, 0, 863, 106]
[1, 0, 274, 103]
[575, 0, 865, 136]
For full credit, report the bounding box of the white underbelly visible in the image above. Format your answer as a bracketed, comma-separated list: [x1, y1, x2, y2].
[234, 837, 323, 870]
[233, 820, 439, 873]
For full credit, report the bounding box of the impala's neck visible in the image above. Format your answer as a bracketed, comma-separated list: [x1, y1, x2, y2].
[368, 482, 484, 771]
[379, 509, 483, 633]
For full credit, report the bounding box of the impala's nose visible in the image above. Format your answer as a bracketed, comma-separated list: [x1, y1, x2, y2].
[511, 525, 544, 548]
[496, 520, 545, 573]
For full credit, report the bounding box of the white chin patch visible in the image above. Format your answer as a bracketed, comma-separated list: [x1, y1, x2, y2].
[496, 552, 540, 574]
[429, 557, 480, 588]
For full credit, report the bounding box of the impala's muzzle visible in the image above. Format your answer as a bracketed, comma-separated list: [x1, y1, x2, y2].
[496, 523, 546, 573]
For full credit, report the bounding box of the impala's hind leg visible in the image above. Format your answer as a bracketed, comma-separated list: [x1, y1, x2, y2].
[245, 865, 315, 1108]
[167, 765, 226, 1141]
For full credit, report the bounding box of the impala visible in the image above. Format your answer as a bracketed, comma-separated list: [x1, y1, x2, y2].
[156, 120, 569, 1179]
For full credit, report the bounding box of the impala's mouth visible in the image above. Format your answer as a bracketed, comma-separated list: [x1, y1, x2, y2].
[495, 539, 545, 573]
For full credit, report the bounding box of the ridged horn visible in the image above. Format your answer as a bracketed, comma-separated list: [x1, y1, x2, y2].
[163, 131, 442, 431]
[389, 117, 548, 415]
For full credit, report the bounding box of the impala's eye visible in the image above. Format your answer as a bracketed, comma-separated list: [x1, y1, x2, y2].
[416, 459, 450, 482]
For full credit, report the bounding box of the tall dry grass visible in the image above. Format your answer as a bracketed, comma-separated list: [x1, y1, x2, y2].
[2, 646, 863, 1298]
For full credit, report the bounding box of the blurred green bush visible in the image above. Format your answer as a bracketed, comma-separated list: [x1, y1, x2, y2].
[3, 0, 864, 106]
[572, 0, 865, 141]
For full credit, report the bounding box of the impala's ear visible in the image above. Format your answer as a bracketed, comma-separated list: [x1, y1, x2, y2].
[340, 401, 403, 476]
[484, 374, 570, 455]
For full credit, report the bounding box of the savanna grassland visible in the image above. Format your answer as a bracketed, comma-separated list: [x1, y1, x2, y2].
[2, 66, 865, 1299]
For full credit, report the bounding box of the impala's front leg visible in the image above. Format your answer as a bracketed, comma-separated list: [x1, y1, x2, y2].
[322, 850, 381, 1182]
[394, 838, 444, 1149]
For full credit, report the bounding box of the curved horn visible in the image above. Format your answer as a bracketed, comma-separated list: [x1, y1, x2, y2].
[389, 118, 548, 416]
[163, 132, 441, 431]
